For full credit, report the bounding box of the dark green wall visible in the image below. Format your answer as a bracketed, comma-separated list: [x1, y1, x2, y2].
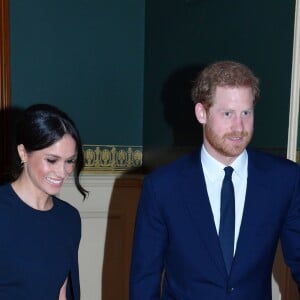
[9, 0, 145, 145]
[9, 0, 296, 167]
[143, 0, 295, 159]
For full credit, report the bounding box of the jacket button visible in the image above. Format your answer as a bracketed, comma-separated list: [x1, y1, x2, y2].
[227, 287, 234, 293]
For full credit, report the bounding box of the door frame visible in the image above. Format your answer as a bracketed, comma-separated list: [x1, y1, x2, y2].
[0, 0, 11, 181]
[287, 0, 300, 163]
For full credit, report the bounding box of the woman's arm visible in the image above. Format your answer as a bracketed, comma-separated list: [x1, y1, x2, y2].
[58, 278, 68, 300]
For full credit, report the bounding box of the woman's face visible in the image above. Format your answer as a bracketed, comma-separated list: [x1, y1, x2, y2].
[18, 134, 77, 197]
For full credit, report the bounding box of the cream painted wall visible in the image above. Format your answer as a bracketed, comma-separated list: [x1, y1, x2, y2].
[59, 175, 117, 300]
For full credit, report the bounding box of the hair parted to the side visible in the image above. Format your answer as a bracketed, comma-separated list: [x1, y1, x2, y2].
[15, 103, 88, 199]
[191, 60, 260, 110]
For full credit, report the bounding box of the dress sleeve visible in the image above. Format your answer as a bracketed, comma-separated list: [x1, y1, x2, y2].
[67, 210, 82, 300]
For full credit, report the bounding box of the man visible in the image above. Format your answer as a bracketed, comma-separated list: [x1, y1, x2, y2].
[130, 60, 300, 299]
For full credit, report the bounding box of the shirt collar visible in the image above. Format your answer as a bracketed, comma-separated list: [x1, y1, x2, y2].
[201, 145, 248, 182]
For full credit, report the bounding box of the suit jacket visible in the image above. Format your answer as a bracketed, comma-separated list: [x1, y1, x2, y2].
[130, 148, 300, 300]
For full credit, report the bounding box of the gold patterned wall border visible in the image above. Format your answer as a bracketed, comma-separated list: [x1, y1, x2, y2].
[83, 145, 143, 173]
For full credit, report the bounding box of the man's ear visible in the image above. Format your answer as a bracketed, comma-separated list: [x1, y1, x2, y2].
[195, 103, 207, 124]
[17, 144, 27, 163]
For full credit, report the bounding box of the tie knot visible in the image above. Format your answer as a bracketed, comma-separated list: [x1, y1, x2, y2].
[224, 166, 234, 179]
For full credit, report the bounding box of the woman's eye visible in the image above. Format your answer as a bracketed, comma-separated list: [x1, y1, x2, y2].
[67, 159, 76, 164]
[46, 159, 57, 164]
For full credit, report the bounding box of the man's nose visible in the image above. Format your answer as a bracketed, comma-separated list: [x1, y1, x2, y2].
[231, 116, 244, 132]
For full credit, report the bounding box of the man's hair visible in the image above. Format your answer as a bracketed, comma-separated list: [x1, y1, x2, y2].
[191, 60, 260, 109]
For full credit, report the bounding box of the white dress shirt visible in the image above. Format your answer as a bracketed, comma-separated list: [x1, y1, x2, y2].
[201, 145, 248, 253]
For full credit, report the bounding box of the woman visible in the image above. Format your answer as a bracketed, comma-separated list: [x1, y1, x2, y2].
[0, 104, 88, 299]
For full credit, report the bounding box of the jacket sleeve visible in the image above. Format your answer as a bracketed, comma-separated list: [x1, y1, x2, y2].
[281, 164, 300, 291]
[130, 176, 167, 299]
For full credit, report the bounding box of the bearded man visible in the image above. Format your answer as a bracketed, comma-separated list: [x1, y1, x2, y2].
[130, 61, 300, 300]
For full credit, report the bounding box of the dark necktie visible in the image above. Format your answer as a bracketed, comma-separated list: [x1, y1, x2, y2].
[219, 166, 235, 274]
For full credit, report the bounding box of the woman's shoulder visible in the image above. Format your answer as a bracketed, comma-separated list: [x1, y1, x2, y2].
[53, 197, 81, 239]
[0, 182, 12, 194]
[53, 197, 80, 220]
[0, 183, 16, 204]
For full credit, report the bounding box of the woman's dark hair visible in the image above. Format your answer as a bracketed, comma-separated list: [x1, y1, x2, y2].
[15, 103, 88, 199]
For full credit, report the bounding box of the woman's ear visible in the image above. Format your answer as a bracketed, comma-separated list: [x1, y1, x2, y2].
[17, 144, 27, 163]
[195, 103, 207, 124]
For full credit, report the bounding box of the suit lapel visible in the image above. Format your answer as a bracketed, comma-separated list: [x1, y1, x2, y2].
[181, 151, 228, 278]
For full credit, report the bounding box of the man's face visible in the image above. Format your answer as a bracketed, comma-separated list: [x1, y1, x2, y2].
[195, 86, 254, 165]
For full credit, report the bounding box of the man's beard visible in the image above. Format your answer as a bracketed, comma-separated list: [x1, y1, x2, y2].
[204, 125, 252, 158]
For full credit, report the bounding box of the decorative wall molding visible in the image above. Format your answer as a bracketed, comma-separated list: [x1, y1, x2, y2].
[7, 142, 295, 176]
[83, 145, 143, 173]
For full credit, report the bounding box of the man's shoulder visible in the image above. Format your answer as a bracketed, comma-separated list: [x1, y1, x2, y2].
[247, 147, 299, 170]
[146, 150, 200, 180]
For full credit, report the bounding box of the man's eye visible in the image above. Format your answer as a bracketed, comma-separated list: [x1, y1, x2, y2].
[224, 112, 232, 117]
[242, 111, 251, 117]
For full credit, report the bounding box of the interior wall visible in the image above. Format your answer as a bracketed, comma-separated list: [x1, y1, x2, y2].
[9, 0, 145, 147]
[143, 0, 296, 168]
[58, 175, 143, 300]
[9, 0, 296, 170]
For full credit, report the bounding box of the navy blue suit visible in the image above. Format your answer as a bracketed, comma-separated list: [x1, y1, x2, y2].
[130, 148, 300, 299]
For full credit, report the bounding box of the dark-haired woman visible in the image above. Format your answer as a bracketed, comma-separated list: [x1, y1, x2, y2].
[0, 104, 88, 300]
